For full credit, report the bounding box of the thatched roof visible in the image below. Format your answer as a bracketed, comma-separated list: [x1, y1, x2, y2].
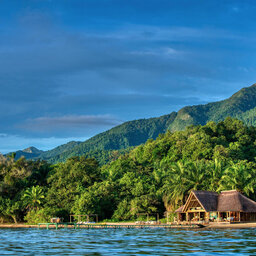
[217, 190, 256, 212]
[193, 190, 218, 212]
[175, 190, 256, 213]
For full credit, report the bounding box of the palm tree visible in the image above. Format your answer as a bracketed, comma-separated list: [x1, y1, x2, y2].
[161, 161, 185, 209]
[207, 158, 226, 191]
[22, 186, 45, 210]
[161, 160, 190, 210]
[218, 161, 256, 196]
[161, 160, 208, 211]
[186, 160, 207, 191]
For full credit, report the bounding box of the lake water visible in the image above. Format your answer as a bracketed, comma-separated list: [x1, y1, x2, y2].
[0, 228, 255, 255]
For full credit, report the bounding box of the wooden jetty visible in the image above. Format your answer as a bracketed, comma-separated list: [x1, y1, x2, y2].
[37, 223, 205, 230]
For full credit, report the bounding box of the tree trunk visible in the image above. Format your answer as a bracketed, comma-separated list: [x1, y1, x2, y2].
[11, 215, 17, 224]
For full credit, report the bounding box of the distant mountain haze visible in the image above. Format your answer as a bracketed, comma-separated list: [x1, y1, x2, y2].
[11, 147, 44, 160]
[9, 83, 256, 163]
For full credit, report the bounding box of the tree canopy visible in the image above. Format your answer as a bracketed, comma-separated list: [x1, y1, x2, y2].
[1, 118, 256, 223]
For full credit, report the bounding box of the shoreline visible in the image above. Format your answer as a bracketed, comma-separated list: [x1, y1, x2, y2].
[206, 222, 256, 229]
[0, 224, 37, 228]
[1, 222, 256, 229]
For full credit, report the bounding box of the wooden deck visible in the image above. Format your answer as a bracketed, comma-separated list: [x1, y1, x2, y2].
[37, 223, 205, 230]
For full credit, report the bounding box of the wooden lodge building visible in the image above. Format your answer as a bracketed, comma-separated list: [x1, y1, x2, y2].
[175, 190, 256, 223]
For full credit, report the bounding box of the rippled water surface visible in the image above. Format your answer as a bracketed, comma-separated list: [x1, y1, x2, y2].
[0, 228, 256, 255]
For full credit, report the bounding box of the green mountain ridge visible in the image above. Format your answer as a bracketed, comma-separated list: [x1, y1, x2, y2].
[38, 141, 82, 161]
[10, 83, 256, 163]
[169, 83, 256, 131]
[39, 112, 177, 163]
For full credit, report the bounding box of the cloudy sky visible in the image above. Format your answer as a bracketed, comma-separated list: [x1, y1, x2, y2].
[1, 0, 256, 153]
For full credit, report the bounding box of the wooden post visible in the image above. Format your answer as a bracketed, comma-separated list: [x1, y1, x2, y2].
[186, 212, 189, 222]
[239, 212, 241, 222]
[206, 212, 209, 222]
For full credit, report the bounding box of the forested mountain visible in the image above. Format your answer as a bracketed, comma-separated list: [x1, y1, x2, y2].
[11, 147, 44, 160]
[9, 83, 256, 163]
[2, 118, 256, 224]
[40, 113, 177, 163]
[11, 113, 177, 162]
[168, 83, 256, 131]
[37, 141, 81, 161]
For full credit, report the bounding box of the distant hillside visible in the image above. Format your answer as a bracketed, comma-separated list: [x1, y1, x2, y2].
[38, 141, 81, 161]
[9, 83, 256, 163]
[168, 84, 256, 131]
[8, 147, 44, 160]
[39, 112, 177, 163]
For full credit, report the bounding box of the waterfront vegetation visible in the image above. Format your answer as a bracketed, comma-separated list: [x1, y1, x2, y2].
[1, 117, 256, 224]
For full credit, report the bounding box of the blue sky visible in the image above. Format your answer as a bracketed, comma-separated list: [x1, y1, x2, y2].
[1, 0, 256, 153]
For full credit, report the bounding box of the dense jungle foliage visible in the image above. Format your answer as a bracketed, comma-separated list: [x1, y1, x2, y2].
[1, 118, 256, 224]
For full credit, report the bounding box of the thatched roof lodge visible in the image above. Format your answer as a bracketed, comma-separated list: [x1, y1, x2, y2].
[175, 190, 256, 223]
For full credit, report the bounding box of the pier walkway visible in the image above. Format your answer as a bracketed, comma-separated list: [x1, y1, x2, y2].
[37, 223, 204, 230]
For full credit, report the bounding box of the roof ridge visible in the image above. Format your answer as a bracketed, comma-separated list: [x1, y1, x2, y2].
[220, 190, 239, 193]
[193, 190, 218, 194]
